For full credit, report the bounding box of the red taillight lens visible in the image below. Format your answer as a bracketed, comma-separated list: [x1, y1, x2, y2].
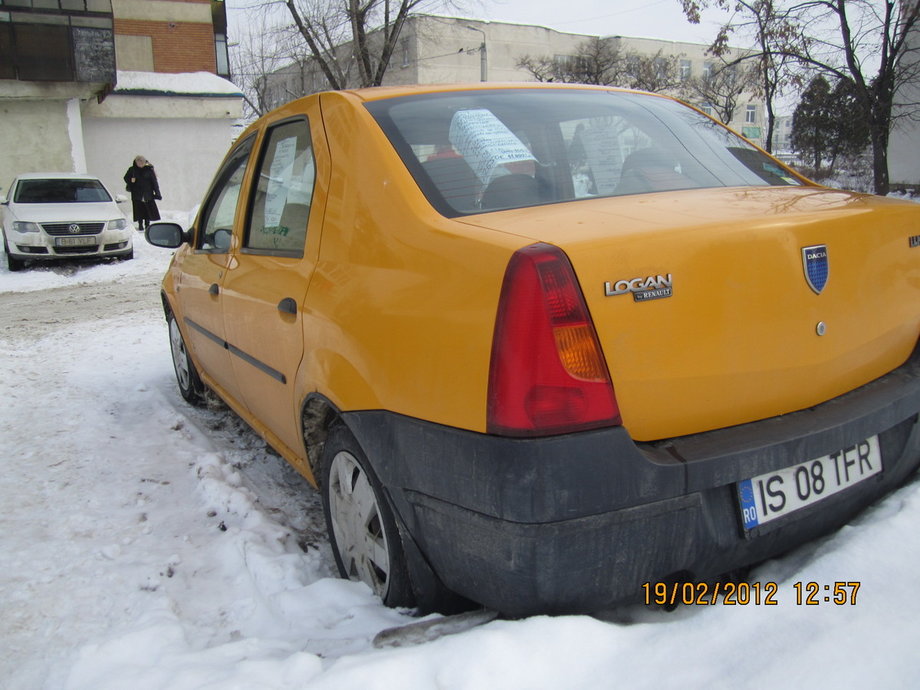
[487, 243, 621, 436]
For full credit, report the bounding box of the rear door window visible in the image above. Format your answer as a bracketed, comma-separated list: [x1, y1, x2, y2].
[244, 118, 316, 257]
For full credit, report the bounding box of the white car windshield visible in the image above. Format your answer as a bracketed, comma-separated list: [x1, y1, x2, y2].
[367, 88, 802, 216]
[14, 179, 112, 204]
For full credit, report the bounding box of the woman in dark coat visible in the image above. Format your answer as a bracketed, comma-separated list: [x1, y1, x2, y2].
[123, 155, 162, 231]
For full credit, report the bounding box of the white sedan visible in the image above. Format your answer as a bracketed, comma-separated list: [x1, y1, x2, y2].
[1, 173, 134, 271]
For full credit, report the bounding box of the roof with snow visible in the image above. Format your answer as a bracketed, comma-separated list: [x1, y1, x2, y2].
[113, 71, 243, 98]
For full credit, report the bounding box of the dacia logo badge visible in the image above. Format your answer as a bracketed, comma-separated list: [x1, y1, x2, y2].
[802, 245, 828, 294]
[68, 223, 81, 234]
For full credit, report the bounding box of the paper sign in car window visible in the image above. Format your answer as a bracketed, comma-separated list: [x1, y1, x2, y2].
[263, 136, 297, 228]
[581, 122, 626, 195]
[448, 109, 536, 185]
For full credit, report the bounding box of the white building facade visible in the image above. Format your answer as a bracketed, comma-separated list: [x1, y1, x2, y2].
[888, 17, 920, 187]
[1, 0, 241, 211]
[264, 15, 766, 148]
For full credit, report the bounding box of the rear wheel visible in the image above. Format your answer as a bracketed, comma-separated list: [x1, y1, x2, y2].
[321, 423, 415, 608]
[168, 312, 205, 405]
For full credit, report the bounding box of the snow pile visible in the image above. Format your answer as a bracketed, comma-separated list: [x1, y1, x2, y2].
[115, 71, 243, 97]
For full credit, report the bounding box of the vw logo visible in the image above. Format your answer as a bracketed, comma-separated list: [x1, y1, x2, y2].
[802, 244, 828, 294]
[68, 223, 81, 234]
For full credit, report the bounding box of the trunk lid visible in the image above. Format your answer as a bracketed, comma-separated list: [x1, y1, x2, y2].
[462, 186, 920, 441]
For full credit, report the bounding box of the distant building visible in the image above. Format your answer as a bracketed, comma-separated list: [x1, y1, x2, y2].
[770, 115, 794, 155]
[0, 0, 241, 211]
[262, 14, 766, 147]
[888, 18, 920, 188]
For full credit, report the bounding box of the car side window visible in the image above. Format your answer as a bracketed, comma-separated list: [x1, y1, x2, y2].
[244, 118, 315, 256]
[197, 137, 254, 252]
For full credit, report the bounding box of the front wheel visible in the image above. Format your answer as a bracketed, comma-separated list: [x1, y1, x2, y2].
[321, 424, 415, 608]
[4, 241, 25, 272]
[168, 312, 205, 405]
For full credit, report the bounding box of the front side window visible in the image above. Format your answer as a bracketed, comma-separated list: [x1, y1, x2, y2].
[244, 118, 315, 256]
[198, 137, 254, 252]
[367, 88, 803, 217]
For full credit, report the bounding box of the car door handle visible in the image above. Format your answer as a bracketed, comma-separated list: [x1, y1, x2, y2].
[277, 297, 297, 315]
[209, 283, 219, 296]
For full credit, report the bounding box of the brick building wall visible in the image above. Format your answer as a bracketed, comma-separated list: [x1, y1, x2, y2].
[114, 19, 216, 73]
[112, 0, 217, 74]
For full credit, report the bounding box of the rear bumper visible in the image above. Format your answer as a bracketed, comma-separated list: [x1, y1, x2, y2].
[344, 345, 920, 616]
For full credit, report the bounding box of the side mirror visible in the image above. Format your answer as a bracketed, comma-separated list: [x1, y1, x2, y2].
[145, 221, 189, 249]
[114, 193, 128, 203]
[213, 228, 232, 251]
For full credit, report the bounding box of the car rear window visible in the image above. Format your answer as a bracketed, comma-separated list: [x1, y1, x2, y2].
[366, 88, 802, 217]
[14, 179, 112, 204]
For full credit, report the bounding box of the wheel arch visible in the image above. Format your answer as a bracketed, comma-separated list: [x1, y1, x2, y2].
[300, 393, 343, 485]
[159, 290, 175, 320]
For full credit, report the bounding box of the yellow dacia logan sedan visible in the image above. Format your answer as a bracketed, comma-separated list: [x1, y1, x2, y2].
[147, 83, 920, 616]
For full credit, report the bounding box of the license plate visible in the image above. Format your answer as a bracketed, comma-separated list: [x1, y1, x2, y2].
[56, 236, 96, 247]
[738, 435, 882, 530]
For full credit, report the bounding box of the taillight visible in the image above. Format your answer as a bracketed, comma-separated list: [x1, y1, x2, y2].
[487, 243, 621, 437]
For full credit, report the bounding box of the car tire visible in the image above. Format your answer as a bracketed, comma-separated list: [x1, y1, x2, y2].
[168, 312, 205, 406]
[321, 423, 416, 608]
[119, 248, 134, 261]
[4, 241, 25, 272]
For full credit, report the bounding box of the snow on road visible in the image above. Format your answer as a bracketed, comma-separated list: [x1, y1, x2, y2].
[1, 229, 919, 689]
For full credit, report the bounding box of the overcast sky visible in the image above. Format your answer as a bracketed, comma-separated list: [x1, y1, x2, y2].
[477, 0, 729, 44]
[226, 0, 734, 48]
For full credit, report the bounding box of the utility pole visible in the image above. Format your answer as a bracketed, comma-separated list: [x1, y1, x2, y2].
[465, 25, 488, 82]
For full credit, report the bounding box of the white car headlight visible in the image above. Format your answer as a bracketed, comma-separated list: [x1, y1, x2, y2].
[107, 218, 128, 231]
[13, 221, 41, 233]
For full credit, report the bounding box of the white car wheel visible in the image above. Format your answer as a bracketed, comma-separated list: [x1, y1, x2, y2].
[321, 424, 415, 607]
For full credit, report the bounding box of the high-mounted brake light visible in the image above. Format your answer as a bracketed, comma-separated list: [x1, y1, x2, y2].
[487, 243, 621, 436]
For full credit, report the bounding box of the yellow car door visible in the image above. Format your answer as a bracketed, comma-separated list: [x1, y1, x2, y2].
[220, 110, 329, 460]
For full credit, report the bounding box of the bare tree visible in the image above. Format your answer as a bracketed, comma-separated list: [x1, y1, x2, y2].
[625, 50, 682, 92]
[681, 0, 920, 194]
[685, 62, 760, 123]
[705, 1, 803, 152]
[230, 17, 305, 119]
[517, 38, 680, 92]
[518, 37, 627, 84]
[516, 53, 565, 83]
[275, 0, 461, 90]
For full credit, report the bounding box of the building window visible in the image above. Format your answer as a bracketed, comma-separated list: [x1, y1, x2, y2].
[679, 59, 691, 81]
[215, 32, 229, 78]
[745, 104, 757, 123]
[701, 103, 713, 117]
[401, 38, 410, 68]
[11, 23, 74, 81]
[702, 62, 714, 79]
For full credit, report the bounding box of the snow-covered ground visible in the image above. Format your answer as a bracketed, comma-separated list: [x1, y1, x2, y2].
[2, 211, 920, 690]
